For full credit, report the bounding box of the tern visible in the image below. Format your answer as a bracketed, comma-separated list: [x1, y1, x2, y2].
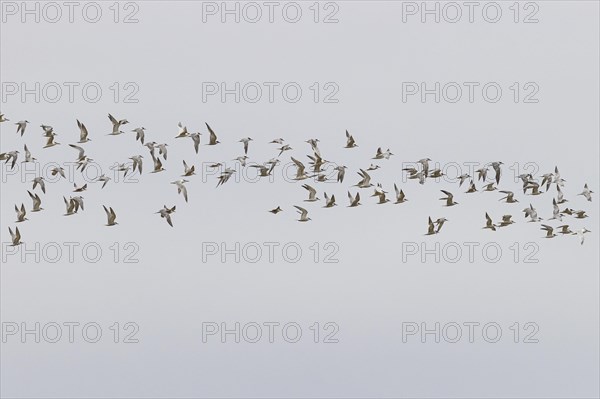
[77, 119, 91, 143]
[572, 228, 591, 245]
[291, 157, 311, 180]
[294, 205, 311, 222]
[0, 113, 9, 122]
[269, 206, 283, 214]
[334, 165, 347, 183]
[541, 173, 554, 191]
[523, 203, 542, 222]
[182, 160, 196, 176]
[151, 155, 165, 173]
[238, 137, 253, 154]
[270, 138, 284, 144]
[366, 164, 380, 171]
[216, 168, 235, 187]
[434, 218, 448, 233]
[482, 183, 497, 192]
[465, 180, 477, 193]
[425, 217, 436, 235]
[68, 144, 86, 160]
[491, 162, 503, 184]
[278, 145, 292, 157]
[15, 120, 29, 136]
[307, 153, 327, 173]
[144, 142, 157, 157]
[63, 196, 77, 216]
[524, 181, 542, 195]
[344, 130, 357, 148]
[108, 113, 129, 135]
[110, 163, 130, 177]
[540, 224, 557, 238]
[73, 183, 88, 192]
[428, 169, 444, 178]
[130, 155, 143, 174]
[483, 212, 496, 231]
[32, 177, 46, 193]
[550, 198, 562, 221]
[157, 143, 168, 160]
[8, 227, 22, 246]
[103, 205, 118, 226]
[51, 167, 65, 178]
[347, 191, 361, 207]
[171, 179, 189, 202]
[15, 204, 28, 222]
[23, 144, 36, 162]
[76, 157, 94, 172]
[96, 174, 111, 189]
[373, 147, 393, 160]
[418, 158, 431, 176]
[70, 196, 84, 212]
[251, 163, 276, 177]
[574, 210, 588, 219]
[439, 190, 458, 206]
[234, 156, 248, 167]
[556, 185, 567, 204]
[457, 173, 471, 187]
[499, 190, 518, 203]
[156, 206, 176, 227]
[27, 191, 43, 212]
[578, 183, 593, 202]
[43, 134, 60, 148]
[394, 184, 407, 204]
[476, 167, 488, 181]
[190, 132, 201, 153]
[354, 169, 373, 188]
[302, 184, 319, 202]
[40, 125, 54, 136]
[206, 123, 220, 145]
[553, 166, 566, 186]
[556, 225, 573, 235]
[498, 215, 515, 227]
[132, 127, 145, 144]
[175, 122, 190, 138]
[372, 189, 390, 204]
[405, 169, 426, 185]
[0, 151, 19, 169]
[323, 193, 337, 208]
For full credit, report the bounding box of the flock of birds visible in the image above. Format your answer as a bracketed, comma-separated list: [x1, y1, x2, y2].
[0, 112, 594, 248]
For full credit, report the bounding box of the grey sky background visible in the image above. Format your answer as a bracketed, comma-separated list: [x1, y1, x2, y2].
[1, 1, 599, 398]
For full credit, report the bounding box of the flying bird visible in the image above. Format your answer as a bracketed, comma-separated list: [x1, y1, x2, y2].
[344, 130, 357, 148]
[294, 205, 311, 222]
[77, 119, 91, 143]
[8, 227, 22, 246]
[103, 206, 118, 226]
[108, 113, 129, 135]
[27, 191, 43, 212]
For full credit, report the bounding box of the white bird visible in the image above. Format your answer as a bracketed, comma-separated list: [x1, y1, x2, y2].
[103, 205, 118, 226]
[465, 180, 477, 193]
[1, 150, 19, 169]
[523, 203, 542, 222]
[0, 113, 9, 122]
[499, 190, 518, 203]
[491, 161, 503, 184]
[32, 177, 46, 193]
[371, 189, 390, 204]
[344, 130, 357, 148]
[171, 179, 189, 202]
[108, 113, 129, 135]
[556, 185, 567, 204]
[418, 158, 431, 176]
[457, 173, 471, 187]
[578, 183, 593, 202]
[96, 174, 111, 189]
[540, 224, 557, 238]
[524, 181, 542, 195]
[43, 134, 60, 148]
[175, 122, 190, 138]
[476, 167, 488, 181]
[373, 147, 393, 160]
[394, 184, 407, 204]
[574, 210, 588, 219]
[77, 119, 91, 143]
[434, 218, 448, 233]
[132, 127, 145, 144]
[302, 184, 319, 202]
[234, 156, 248, 167]
[23, 144, 36, 162]
[323, 193, 337, 208]
[216, 168, 235, 187]
[270, 138, 284, 144]
[334, 165, 347, 183]
[277, 144, 292, 157]
[130, 155, 143, 174]
[15, 203, 28, 222]
[483, 212, 496, 231]
[347, 191, 361, 207]
[366, 164, 380, 171]
[425, 217, 436, 235]
[40, 124, 54, 136]
[439, 190, 458, 206]
[206, 123, 220, 145]
[190, 132, 201, 154]
[182, 160, 195, 176]
[156, 205, 176, 227]
[76, 157, 94, 172]
[151, 155, 165, 173]
[290, 157, 311, 180]
[8, 227, 22, 246]
[481, 183, 497, 192]
[70, 196, 85, 212]
[68, 144, 86, 160]
[354, 169, 373, 188]
[157, 143, 168, 160]
[15, 120, 29, 136]
[556, 225, 573, 235]
[572, 228, 591, 245]
[73, 182, 87, 193]
[63, 196, 77, 216]
[239, 137, 253, 154]
[498, 215, 515, 227]
[294, 205, 311, 222]
[51, 167, 65, 178]
[550, 198, 562, 221]
[27, 191, 43, 212]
